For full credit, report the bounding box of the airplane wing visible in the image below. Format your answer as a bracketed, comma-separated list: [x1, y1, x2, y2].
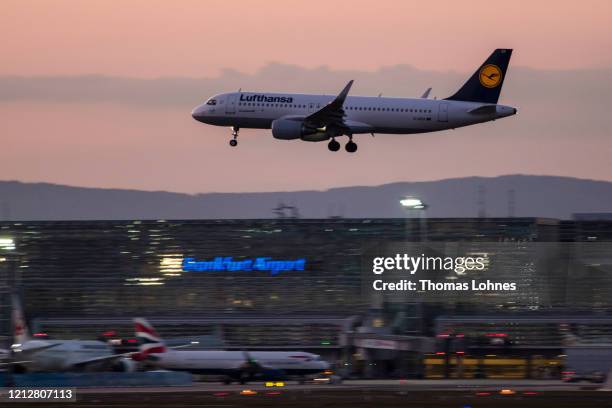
[71, 353, 132, 369]
[304, 80, 354, 135]
[15, 343, 62, 354]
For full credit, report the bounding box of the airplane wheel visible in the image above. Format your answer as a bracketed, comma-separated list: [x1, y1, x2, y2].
[328, 139, 340, 152]
[229, 139, 238, 147]
[345, 141, 358, 153]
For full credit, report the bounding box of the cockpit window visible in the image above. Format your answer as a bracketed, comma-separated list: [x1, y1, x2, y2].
[206, 99, 217, 105]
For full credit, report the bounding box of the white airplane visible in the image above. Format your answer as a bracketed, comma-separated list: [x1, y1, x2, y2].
[4, 294, 135, 373]
[132, 318, 330, 384]
[192, 49, 516, 152]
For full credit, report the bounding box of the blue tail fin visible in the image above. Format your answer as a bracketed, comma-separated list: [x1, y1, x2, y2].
[446, 49, 512, 104]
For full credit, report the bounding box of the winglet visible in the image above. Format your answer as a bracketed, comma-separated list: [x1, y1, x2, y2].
[421, 87, 432, 99]
[331, 80, 353, 108]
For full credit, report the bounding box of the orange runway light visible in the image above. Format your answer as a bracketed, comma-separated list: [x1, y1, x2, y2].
[499, 389, 516, 395]
[240, 389, 258, 396]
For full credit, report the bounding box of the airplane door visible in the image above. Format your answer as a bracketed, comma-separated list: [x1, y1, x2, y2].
[438, 102, 448, 122]
[226, 94, 237, 114]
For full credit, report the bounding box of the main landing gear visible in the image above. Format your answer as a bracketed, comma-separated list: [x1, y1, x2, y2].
[328, 136, 357, 153]
[229, 126, 239, 147]
[328, 139, 340, 152]
[345, 140, 357, 153]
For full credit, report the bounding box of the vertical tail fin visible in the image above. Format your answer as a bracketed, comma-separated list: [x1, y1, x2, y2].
[446, 49, 513, 104]
[11, 293, 31, 345]
[134, 318, 167, 355]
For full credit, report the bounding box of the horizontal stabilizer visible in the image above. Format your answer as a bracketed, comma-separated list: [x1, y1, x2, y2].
[468, 105, 498, 115]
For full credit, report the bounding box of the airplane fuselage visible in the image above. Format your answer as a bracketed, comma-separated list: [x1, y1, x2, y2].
[147, 350, 329, 377]
[192, 92, 516, 135]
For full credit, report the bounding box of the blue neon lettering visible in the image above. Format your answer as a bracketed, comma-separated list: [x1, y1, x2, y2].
[182, 257, 306, 275]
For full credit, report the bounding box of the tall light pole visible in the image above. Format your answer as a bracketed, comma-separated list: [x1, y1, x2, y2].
[400, 196, 428, 241]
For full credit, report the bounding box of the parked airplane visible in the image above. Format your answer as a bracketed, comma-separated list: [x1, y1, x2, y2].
[192, 49, 516, 152]
[132, 318, 330, 384]
[4, 294, 135, 373]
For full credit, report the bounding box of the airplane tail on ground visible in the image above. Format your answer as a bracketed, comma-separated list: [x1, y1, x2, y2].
[134, 318, 167, 357]
[11, 293, 31, 345]
[446, 48, 513, 104]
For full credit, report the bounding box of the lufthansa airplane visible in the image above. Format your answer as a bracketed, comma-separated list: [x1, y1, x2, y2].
[192, 49, 516, 152]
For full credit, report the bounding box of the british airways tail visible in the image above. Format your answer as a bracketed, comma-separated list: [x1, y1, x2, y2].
[12, 293, 31, 345]
[134, 318, 167, 356]
[446, 48, 513, 104]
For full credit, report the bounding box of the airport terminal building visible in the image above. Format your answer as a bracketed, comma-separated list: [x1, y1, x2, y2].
[2, 217, 612, 379]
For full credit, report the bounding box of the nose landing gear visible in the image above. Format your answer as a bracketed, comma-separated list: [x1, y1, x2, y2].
[229, 126, 239, 147]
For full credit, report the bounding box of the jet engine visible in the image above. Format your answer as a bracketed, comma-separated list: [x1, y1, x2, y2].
[271, 119, 330, 142]
[112, 357, 138, 372]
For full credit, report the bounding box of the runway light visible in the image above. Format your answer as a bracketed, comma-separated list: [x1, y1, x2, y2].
[499, 389, 515, 395]
[213, 392, 229, 397]
[523, 391, 539, 396]
[240, 389, 257, 396]
[486, 333, 508, 337]
[475, 392, 491, 396]
[266, 391, 282, 396]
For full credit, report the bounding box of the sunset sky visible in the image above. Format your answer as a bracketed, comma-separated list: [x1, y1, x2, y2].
[1, 1, 612, 193]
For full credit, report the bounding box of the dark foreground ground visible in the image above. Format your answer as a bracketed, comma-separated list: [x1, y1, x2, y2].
[12, 390, 612, 408]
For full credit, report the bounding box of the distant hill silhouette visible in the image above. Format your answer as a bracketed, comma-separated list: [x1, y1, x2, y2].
[0, 175, 611, 220]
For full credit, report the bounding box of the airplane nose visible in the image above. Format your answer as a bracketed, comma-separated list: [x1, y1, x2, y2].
[191, 105, 206, 122]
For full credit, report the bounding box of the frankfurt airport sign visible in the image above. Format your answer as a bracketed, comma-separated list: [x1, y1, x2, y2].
[182, 257, 306, 276]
